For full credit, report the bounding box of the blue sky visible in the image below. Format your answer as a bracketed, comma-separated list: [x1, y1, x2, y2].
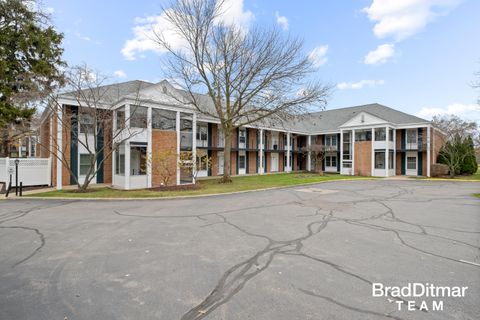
[43, 0, 480, 121]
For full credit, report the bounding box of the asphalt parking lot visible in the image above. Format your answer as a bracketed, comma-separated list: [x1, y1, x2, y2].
[0, 180, 479, 320]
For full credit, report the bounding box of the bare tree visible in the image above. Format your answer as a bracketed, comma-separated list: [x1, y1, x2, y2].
[37, 65, 146, 191]
[432, 114, 479, 147]
[150, 150, 177, 186]
[154, 0, 331, 182]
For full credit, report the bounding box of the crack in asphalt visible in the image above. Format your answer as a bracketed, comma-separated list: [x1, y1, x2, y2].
[298, 288, 404, 320]
[0, 201, 76, 267]
[109, 183, 480, 319]
[0, 225, 46, 267]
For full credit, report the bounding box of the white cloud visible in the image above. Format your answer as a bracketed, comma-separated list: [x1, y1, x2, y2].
[337, 80, 385, 90]
[275, 12, 289, 31]
[114, 70, 127, 78]
[75, 32, 91, 42]
[122, 0, 254, 60]
[363, 0, 460, 41]
[308, 45, 329, 68]
[216, 0, 254, 28]
[364, 43, 395, 65]
[416, 103, 480, 120]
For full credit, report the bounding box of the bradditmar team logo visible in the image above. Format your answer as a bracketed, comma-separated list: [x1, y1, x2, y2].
[372, 283, 469, 311]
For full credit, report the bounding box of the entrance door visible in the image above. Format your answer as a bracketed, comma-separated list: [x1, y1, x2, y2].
[405, 151, 417, 176]
[271, 153, 279, 172]
[218, 151, 224, 175]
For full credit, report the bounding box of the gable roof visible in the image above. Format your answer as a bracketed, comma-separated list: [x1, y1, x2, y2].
[59, 80, 155, 105]
[301, 103, 429, 133]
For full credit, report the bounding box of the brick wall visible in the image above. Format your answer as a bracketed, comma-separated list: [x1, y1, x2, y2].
[248, 129, 257, 149]
[248, 151, 257, 174]
[51, 115, 57, 186]
[61, 106, 72, 186]
[151, 130, 177, 186]
[279, 152, 284, 172]
[396, 153, 402, 175]
[265, 152, 271, 172]
[103, 123, 113, 184]
[211, 150, 218, 176]
[39, 118, 51, 158]
[211, 124, 218, 147]
[354, 141, 371, 176]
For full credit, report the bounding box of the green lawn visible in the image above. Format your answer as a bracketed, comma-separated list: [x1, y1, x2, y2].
[473, 193, 480, 198]
[29, 173, 370, 199]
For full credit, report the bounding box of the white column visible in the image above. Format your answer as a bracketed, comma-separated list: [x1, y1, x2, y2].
[393, 129, 396, 175]
[112, 107, 117, 187]
[351, 129, 355, 176]
[259, 129, 264, 174]
[340, 130, 343, 174]
[56, 106, 63, 189]
[176, 111, 181, 184]
[286, 132, 291, 172]
[192, 113, 197, 184]
[371, 128, 375, 176]
[124, 104, 131, 189]
[427, 126, 431, 177]
[385, 126, 389, 177]
[307, 135, 312, 171]
[147, 107, 152, 188]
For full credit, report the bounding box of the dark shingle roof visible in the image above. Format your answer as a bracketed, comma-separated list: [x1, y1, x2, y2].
[59, 80, 154, 105]
[301, 103, 429, 132]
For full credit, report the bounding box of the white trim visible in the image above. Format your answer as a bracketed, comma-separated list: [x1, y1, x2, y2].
[426, 125, 431, 177]
[393, 129, 396, 175]
[56, 107, 62, 189]
[340, 129, 343, 172]
[351, 129, 355, 176]
[147, 106, 152, 188]
[259, 129, 264, 174]
[176, 111, 181, 185]
[371, 128, 375, 177]
[192, 113, 197, 183]
[124, 104, 131, 189]
[385, 126, 389, 177]
[307, 135, 312, 171]
[286, 132, 291, 172]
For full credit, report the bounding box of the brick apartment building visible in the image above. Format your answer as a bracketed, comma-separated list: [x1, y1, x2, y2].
[39, 80, 444, 189]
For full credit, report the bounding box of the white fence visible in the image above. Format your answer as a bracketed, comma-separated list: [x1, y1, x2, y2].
[0, 158, 51, 187]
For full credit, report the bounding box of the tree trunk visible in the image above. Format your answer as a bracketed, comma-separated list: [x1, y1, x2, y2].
[221, 129, 233, 183]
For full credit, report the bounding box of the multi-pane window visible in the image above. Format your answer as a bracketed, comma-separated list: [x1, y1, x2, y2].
[239, 130, 246, 147]
[180, 113, 193, 151]
[116, 107, 125, 129]
[375, 128, 386, 141]
[406, 129, 417, 144]
[79, 111, 95, 133]
[325, 156, 337, 167]
[355, 129, 372, 141]
[196, 153, 208, 171]
[115, 144, 125, 175]
[80, 154, 94, 175]
[152, 109, 176, 130]
[239, 155, 246, 169]
[389, 151, 394, 169]
[325, 135, 337, 147]
[130, 106, 148, 128]
[389, 129, 394, 141]
[342, 131, 352, 160]
[407, 156, 416, 170]
[130, 145, 147, 175]
[375, 151, 385, 169]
